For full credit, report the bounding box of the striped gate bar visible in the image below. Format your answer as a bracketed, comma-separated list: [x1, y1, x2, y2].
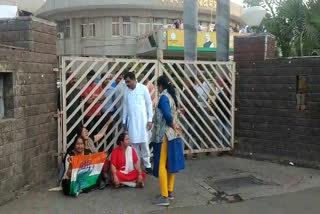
[160, 60, 236, 153]
[61, 57, 158, 155]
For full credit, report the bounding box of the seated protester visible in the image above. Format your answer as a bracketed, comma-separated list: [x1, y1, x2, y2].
[61, 135, 92, 196]
[110, 133, 146, 188]
[76, 118, 113, 189]
[62, 135, 110, 195]
[78, 117, 113, 153]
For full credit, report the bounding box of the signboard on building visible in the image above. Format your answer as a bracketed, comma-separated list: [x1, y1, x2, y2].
[161, 0, 217, 9]
[167, 29, 244, 52]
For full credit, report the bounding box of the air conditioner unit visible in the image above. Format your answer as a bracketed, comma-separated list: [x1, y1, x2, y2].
[57, 32, 64, 39]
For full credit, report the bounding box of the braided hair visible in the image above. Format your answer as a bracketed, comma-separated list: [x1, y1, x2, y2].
[157, 75, 178, 107]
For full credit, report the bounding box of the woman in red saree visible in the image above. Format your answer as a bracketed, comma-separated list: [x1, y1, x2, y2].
[110, 133, 146, 188]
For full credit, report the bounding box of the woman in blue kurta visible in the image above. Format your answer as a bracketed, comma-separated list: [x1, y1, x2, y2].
[151, 75, 185, 206]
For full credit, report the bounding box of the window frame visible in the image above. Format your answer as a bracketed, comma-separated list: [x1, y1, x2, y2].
[122, 17, 131, 37]
[57, 19, 70, 39]
[0, 73, 14, 119]
[80, 23, 87, 38]
[112, 17, 120, 37]
[65, 20, 70, 38]
[139, 23, 151, 35]
[89, 22, 96, 37]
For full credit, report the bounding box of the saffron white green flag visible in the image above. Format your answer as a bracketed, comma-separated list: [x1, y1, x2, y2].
[70, 152, 106, 196]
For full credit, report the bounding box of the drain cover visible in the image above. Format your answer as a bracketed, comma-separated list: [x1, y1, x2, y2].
[205, 175, 275, 193]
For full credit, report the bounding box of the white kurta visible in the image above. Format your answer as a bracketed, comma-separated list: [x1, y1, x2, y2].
[123, 83, 153, 144]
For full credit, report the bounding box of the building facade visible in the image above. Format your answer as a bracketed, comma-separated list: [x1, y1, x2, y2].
[36, 0, 243, 58]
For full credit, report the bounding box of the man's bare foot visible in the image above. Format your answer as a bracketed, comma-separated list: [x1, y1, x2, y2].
[114, 182, 120, 188]
[136, 182, 144, 188]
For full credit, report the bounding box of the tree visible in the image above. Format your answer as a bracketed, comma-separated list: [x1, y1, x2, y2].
[243, 0, 320, 57]
[302, 0, 320, 55]
[243, 0, 292, 56]
[278, 0, 320, 56]
[243, 0, 282, 18]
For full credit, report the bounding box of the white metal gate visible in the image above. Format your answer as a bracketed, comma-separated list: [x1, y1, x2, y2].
[58, 57, 235, 161]
[160, 60, 235, 154]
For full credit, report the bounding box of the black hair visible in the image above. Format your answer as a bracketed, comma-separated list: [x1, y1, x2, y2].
[87, 70, 95, 77]
[157, 75, 178, 107]
[70, 135, 85, 150]
[117, 132, 128, 145]
[123, 72, 136, 80]
[189, 76, 196, 84]
[64, 134, 85, 164]
[142, 71, 153, 81]
[76, 125, 86, 137]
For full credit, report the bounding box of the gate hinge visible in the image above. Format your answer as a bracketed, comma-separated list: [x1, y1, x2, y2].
[53, 68, 60, 72]
[234, 107, 238, 112]
[53, 113, 63, 118]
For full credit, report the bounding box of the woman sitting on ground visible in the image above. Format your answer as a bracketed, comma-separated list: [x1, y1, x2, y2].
[110, 133, 146, 188]
[61, 135, 93, 196]
[77, 118, 113, 189]
[77, 117, 113, 153]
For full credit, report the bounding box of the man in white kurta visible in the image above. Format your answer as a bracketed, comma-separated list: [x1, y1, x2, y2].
[123, 72, 153, 173]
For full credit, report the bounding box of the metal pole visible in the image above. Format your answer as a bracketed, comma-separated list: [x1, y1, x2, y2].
[216, 0, 230, 61]
[184, 0, 198, 63]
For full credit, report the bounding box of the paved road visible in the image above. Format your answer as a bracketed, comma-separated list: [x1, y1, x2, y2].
[149, 187, 320, 214]
[1, 156, 320, 214]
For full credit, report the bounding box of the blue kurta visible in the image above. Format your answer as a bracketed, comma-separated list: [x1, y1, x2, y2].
[152, 94, 185, 177]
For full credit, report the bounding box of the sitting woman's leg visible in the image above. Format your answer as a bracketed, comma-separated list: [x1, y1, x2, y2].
[102, 159, 110, 182]
[116, 170, 146, 182]
[61, 179, 71, 196]
[114, 170, 146, 188]
[97, 159, 110, 190]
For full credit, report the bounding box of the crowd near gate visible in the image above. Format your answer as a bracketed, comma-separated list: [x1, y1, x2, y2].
[58, 57, 236, 162]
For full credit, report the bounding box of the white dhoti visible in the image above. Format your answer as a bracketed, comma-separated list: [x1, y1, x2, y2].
[131, 143, 151, 168]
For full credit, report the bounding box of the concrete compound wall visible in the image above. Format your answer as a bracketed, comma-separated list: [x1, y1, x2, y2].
[0, 17, 58, 204]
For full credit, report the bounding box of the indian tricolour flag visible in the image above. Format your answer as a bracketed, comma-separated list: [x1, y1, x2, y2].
[70, 152, 106, 196]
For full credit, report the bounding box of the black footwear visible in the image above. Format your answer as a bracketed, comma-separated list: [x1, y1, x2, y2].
[97, 175, 107, 190]
[145, 167, 153, 174]
[156, 192, 174, 200]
